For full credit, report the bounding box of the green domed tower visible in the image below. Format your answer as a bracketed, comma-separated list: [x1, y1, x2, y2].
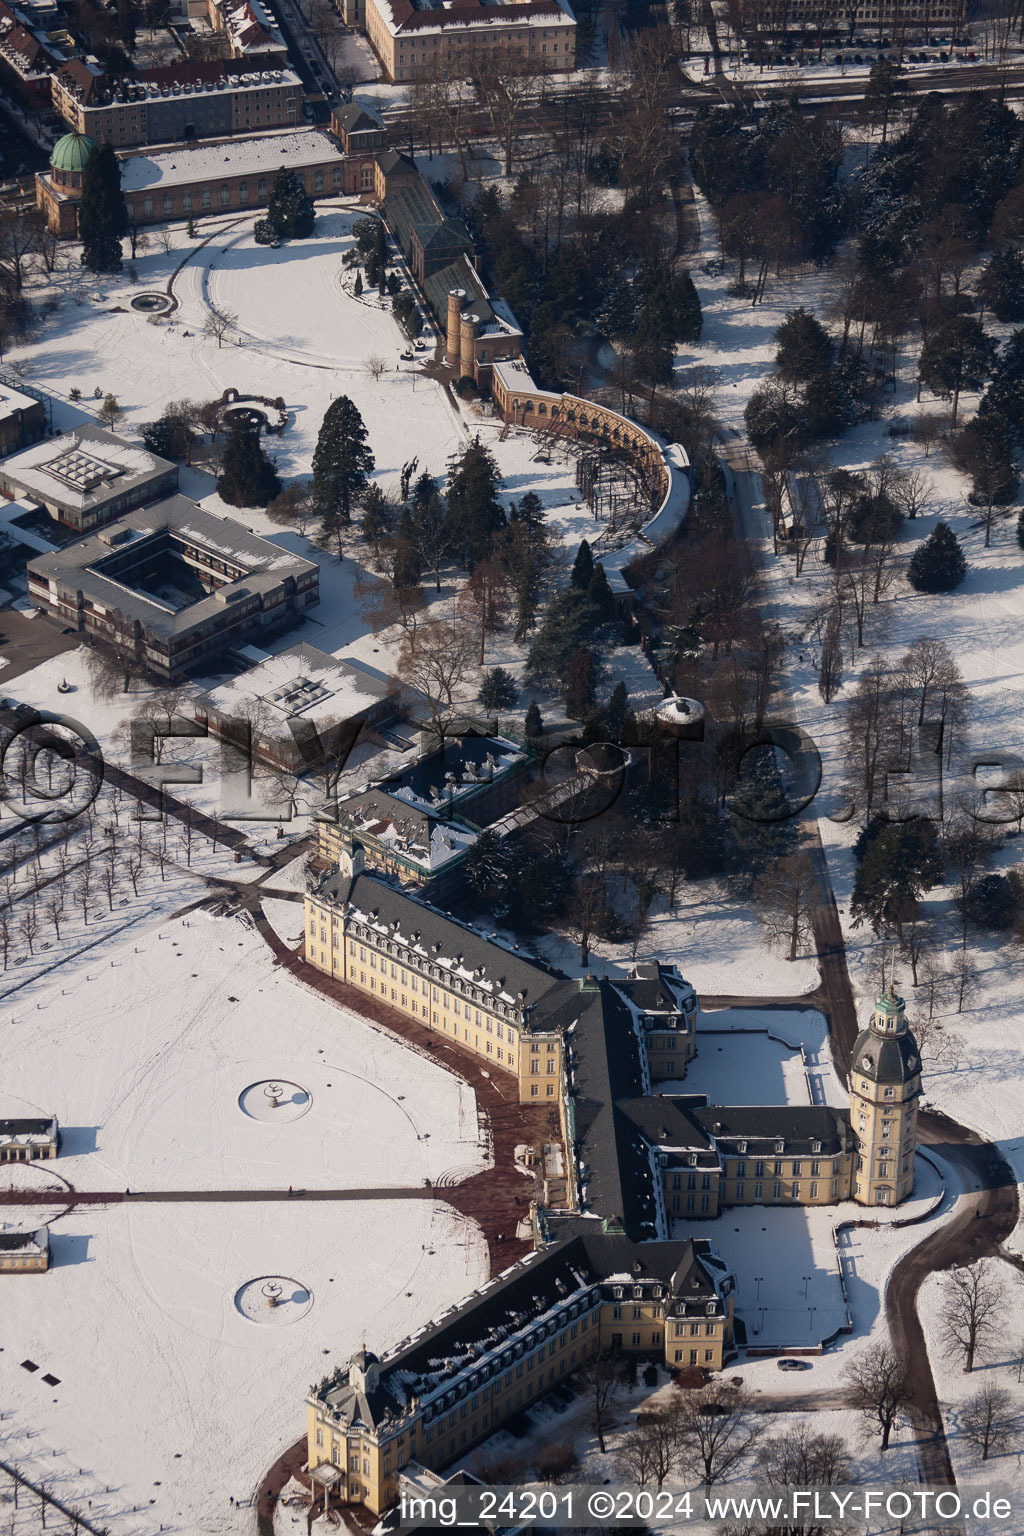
[49, 132, 96, 195]
[849, 987, 921, 1207]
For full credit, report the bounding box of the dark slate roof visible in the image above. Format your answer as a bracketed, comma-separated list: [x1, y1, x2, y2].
[333, 100, 382, 133]
[690, 1103, 853, 1156]
[851, 1027, 921, 1087]
[376, 148, 416, 178]
[0, 1229, 45, 1251]
[316, 868, 567, 1021]
[616, 1096, 719, 1167]
[374, 1233, 726, 1403]
[568, 980, 662, 1241]
[0, 1118, 54, 1136]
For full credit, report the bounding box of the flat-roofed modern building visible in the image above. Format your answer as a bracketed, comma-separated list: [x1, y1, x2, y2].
[0, 381, 47, 458]
[0, 425, 178, 533]
[195, 642, 398, 772]
[26, 495, 319, 679]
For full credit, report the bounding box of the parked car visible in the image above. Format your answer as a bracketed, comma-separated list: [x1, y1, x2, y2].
[777, 1357, 812, 1372]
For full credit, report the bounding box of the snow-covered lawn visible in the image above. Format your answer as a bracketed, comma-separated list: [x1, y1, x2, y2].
[0, 908, 490, 1531]
[3, 908, 487, 1193]
[0, 1196, 486, 1535]
[919, 1262, 1024, 1485]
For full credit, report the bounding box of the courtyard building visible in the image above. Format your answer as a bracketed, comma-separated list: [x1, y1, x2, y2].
[50, 57, 301, 150]
[300, 847, 922, 1515]
[26, 495, 319, 680]
[363, 0, 577, 81]
[195, 642, 398, 774]
[0, 424, 178, 534]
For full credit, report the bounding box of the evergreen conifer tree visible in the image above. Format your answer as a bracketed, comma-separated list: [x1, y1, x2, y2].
[354, 270, 363, 297]
[312, 396, 374, 542]
[79, 143, 128, 274]
[978, 249, 1024, 323]
[445, 438, 506, 567]
[668, 270, 703, 345]
[571, 539, 594, 590]
[606, 679, 628, 742]
[774, 307, 835, 384]
[525, 699, 543, 738]
[565, 647, 597, 718]
[217, 418, 281, 507]
[516, 491, 544, 529]
[392, 507, 421, 589]
[588, 561, 616, 621]
[907, 520, 967, 592]
[480, 666, 519, 711]
[634, 291, 675, 386]
[267, 167, 315, 239]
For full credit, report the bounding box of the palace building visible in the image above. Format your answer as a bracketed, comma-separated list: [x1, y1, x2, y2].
[302, 852, 922, 1515]
[307, 1230, 735, 1516]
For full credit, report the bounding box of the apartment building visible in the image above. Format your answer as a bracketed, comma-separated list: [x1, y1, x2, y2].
[364, 0, 576, 82]
[51, 57, 301, 148]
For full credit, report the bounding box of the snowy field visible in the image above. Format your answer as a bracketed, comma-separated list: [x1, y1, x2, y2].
[2, 909, 487, 1193]
[0, 908, 490, 1531]
[0, 1197, 486, 1535]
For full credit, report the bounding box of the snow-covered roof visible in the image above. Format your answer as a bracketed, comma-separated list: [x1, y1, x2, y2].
[0, 425, 175, 515]
[27, 495, 317, 640]
[196, 644, 395, 737]
[0, 1116, 58, 1147]
[373, 0, 575, 38]
[119, 128, 341, 194]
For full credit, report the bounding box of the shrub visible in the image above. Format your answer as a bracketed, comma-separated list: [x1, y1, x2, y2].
[253, 219, 275, 245]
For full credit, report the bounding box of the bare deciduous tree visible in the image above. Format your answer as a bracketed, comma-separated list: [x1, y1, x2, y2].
[395, 618, 475, 723]
[671, 1384, 762, 1486]
[755, 852, 817, 961]
[940, 1262, 1005, 1372]
[203, 308, 238, 348]
[580, 1350, 620, 1455]
[843, 1342, 913, 1450]
[616, 1409, 680, 1489]
[960, 1383, 1019, 1461]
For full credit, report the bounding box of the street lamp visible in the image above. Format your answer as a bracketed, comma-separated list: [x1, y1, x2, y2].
[754, 1275, 764, 1302]
[802, 1274, 811, 1301]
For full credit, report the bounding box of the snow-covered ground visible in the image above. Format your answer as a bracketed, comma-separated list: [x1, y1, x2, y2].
[677, 189, 1024, 1247]
[0, 909, 489, 1532]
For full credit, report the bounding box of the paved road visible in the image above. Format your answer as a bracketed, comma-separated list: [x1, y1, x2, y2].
[0, 1186, 438, 1204]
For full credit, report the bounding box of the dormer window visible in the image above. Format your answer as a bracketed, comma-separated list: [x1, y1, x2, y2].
[705, 1302, 716, 1315]
[689, 1153, 698, 1166]
[775, 1140, 784, 1154]
[737, 1141, 747, 1154]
